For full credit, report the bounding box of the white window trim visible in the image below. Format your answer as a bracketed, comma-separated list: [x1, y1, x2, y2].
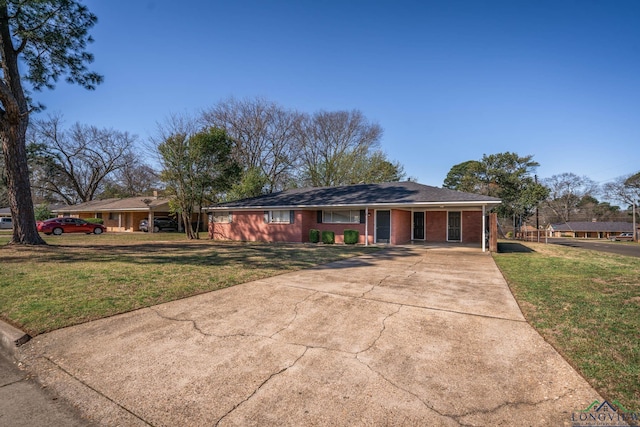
[268, 210, 291, 224]
[211, 211, 233, 223]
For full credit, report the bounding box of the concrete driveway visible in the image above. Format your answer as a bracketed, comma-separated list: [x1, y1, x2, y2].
[18, 246, 598, 426]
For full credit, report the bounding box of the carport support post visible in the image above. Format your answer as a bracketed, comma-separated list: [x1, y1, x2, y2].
[482, 205, 486, 252]
[365, 208, 369, 246]
[149, 211, 154, 233]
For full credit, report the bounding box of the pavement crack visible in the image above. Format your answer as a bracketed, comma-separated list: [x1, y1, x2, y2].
[215, 347, 309, 427]
[270, 291, 318, 339]
[451, 389, 574, 420]
[362, 274, 390, 298]
[150, 308, 269, 340]
[357, 304, 402, 354]
[354, 355, 463, 426]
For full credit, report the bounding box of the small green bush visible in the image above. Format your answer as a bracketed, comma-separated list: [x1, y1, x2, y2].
[344, 229, 359, 245]
[34, 204, 52, 221]
[321, 231, 335, 244]
[309, 229, 320, 243]
[85, 217, 104, 225]
[506, 231, 513, 239]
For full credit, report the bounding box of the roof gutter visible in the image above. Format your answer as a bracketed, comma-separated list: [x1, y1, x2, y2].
[205, 200, 502, 211]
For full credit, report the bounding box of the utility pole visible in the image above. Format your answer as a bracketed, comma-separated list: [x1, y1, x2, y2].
[634, 201, 637, 243]
[535, 175, 540, 242]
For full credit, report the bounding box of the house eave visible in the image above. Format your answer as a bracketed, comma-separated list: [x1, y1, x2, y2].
[205, 200, 502, 211]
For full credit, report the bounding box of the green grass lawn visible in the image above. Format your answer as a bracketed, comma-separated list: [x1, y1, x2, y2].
[0, 232, 379, 335]
[494, 241, 640, 411]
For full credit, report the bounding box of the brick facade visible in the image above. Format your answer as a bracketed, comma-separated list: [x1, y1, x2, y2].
[210, 208, 485, 246]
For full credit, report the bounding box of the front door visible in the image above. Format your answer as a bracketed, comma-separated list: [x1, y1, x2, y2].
[448, 211, 461, 241]
[413, 212, 425, 240]
[376, 210, 391, 243]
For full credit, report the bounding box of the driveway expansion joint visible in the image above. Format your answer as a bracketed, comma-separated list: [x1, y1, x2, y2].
[0, 378, 24, 388]
[42, 355, 154, 427]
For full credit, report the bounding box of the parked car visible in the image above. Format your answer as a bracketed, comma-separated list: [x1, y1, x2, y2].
[0, 217, 12, 229]
[139, 217, 178, 232]
[609, 232, 634, 241]
[37, 217, 107, 235]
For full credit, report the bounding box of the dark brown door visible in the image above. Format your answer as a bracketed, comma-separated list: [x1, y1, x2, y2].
[376, 210, 390, 243]
[448, 211, 461, 241]
[413, 212, 425, 240]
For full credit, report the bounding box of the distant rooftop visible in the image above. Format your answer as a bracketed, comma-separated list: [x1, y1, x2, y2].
[549, 221, 634, 232]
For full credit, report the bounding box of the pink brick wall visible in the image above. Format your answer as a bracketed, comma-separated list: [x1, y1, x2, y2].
[462, 211, 483, 243]
[425, 211, 447, 242]
[391, 209, 412, 244]
[209, 209, 376, 244]
[209, 211, 303, 242]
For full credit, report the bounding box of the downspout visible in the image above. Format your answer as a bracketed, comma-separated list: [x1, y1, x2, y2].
[482, 205, 486, 253]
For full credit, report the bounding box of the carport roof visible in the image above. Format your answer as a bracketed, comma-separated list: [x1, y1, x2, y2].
[53, 197, 172, 213]
[209, 181, 501, 210]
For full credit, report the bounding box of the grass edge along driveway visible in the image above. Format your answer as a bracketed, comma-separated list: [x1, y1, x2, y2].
[493, 241, 639, 412]
[0, 235, 380, 336]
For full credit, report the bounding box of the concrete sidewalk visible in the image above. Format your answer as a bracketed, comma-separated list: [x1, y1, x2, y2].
[6, 246, 599, 426]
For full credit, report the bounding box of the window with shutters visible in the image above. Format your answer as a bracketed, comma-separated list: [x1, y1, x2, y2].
[323, 210, 360, 224]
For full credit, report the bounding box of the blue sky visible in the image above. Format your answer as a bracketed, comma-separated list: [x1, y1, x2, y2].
[33, 0, 640, 189]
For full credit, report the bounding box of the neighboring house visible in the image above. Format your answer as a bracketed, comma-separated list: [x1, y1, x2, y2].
[0, 207, 10, 218]
[547, 221, 635, 239]
[206, 181, 501, 250]
[52, 196, 187, 232]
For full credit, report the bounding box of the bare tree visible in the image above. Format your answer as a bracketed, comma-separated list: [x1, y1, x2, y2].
[542, 173, 598, 222]
[101, 153, 160, 198]
[604, 173, 640, 209]
[296, 110, 385, 187]
[0, 0, 102, 244]
[30, 116, 136, 204]
[202, 97, 303, 193]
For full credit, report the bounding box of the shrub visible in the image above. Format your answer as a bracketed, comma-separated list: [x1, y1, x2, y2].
[34, 204, 52, 221]
[344, 229, 359, 245]
[309, 229, 320, 243]
[321, 231, 335, 244]
[85, 217, 104, 225]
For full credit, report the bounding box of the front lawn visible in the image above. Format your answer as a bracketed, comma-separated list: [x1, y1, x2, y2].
[0, 233, 379, 335]
[493, 241, 639, 412]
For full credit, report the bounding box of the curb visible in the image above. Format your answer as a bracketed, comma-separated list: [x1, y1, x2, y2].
[0, 319, 31, 358]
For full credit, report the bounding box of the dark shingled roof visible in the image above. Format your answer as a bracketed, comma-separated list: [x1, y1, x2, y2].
[550, 222, 634, 232]
[210, 181, 501, 209]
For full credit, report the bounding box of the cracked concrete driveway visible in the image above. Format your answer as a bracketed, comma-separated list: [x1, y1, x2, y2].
[18, 246, 599, 426]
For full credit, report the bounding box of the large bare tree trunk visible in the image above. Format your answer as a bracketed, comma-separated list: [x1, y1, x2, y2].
[0, 117, 45, 245]
[0, 5, 45, 245]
